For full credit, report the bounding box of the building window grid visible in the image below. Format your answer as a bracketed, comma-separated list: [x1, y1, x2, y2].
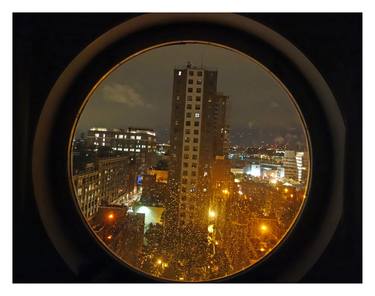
[180, 69, 204, 199]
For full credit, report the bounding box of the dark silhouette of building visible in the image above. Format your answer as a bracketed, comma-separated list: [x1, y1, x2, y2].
[90, 206, 145, 267]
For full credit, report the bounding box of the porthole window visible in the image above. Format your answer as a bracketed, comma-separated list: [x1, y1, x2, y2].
[28, 13, 352, 284]
[70, 42, 311, 282]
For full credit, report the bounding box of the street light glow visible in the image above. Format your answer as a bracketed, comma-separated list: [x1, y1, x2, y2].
[108, 213, 114, 220]
[260, 224, 268, 232]
[208, 210, 216, 218]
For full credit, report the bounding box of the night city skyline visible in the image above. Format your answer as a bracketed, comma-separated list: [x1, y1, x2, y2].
[13, 12, 361, 285]
[71, 44, 310, 281]
[75, 43, 307, 148]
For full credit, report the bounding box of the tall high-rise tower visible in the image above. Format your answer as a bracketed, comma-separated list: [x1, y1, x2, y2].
[166, 62, 229, 237]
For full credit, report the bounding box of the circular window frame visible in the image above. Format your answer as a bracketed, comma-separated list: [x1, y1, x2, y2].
[32, 13, 345, 282]
[69, 40, 314, 282]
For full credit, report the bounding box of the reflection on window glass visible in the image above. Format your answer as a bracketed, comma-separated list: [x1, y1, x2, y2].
[71, 43, 310, 282]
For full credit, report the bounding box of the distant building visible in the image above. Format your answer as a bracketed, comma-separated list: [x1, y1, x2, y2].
[86, 127, 120, 148]
[283, 150, 308, 183]
[283, 150, 297, 180]
[296, 151, 308, 183]
[86, 127, 157, 167]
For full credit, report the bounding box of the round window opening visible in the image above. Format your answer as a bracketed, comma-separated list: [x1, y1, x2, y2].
[69, 42, 311, 282]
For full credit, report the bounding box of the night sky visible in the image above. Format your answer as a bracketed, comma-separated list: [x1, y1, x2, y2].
[76, 43, 307, 147]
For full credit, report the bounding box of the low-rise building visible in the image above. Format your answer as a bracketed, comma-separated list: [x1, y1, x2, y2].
[73, 168, 101, 219]
[86, 127, 157, 167]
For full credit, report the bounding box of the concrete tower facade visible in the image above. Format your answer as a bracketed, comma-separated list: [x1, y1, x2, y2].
[167, 62, 229, 235]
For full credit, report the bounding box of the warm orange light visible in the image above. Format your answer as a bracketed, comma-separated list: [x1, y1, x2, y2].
[222, 189, 229, 195]
[260, 247, 265, 252]
[108, 213, 114, 220]
[270, 179, 277, 184]
[208, 210, 216, 218]
[157, 259, 162, 265]
[284, 188, 289, 193]
[260, 224, 268, 232]
[107, 235, 112, 240]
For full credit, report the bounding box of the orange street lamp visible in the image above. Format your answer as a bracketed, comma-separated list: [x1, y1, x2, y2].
[208, 210, 216, 218]
[108, 213, 114, 220]
[222, 189, 229, 195]
[260, 224, 268, 233]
